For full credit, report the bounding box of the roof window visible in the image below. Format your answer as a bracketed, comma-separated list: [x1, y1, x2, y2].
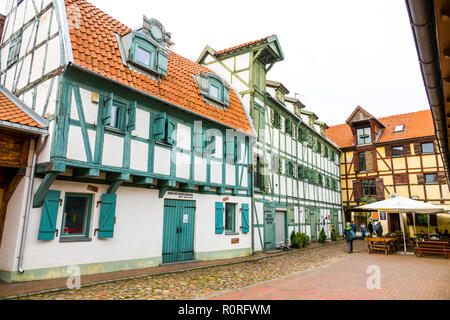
[196, 72, 230, 106]
[394, 125, 405, 133]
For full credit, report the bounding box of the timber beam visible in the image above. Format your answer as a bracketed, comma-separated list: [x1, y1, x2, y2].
[32, 172, 59, 208]
[181, 183, 196, 192]
[133, 176, 154, 185]
[73, 168, 100, 178]
[216, 187, 226, 195]
[199, 185, 210, 192]
[106, 172, 130, 194]
[36, 161, 66, 175]
[158, 180, 176, 198]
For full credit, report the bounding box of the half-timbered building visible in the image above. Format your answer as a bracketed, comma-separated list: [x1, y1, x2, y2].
[326, 106, 450, 235]
[197, 37, 344, 251]
[0, 0, 254, 283]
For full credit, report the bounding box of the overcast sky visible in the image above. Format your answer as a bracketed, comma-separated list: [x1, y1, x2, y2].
[76, 1, 428, 126]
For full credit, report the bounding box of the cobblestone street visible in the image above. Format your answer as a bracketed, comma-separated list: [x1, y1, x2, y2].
[14, 240, 365, 300]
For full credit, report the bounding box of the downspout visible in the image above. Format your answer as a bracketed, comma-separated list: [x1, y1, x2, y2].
[18, 133, 48, 274]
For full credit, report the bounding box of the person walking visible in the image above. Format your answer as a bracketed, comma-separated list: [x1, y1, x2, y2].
[368, 222, 374, 236]
[360, 223, 367, 241]
[374, 222, 383, 237]
[343, 222, 355, 253]
[350, 221, 357, 233]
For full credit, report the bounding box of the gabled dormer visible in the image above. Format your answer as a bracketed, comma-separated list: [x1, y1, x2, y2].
[315, 121, 329, 136]
[346, 106, 385, 146]
[301, 109, 318, 128]
[267, 80, 289, 105]
[117, 16, 173, 78]
[285, 96, 306, 117]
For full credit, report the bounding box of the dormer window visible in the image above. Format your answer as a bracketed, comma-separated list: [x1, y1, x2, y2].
[196, 72, 230, 106]
[129, 32, 168, 76]
[357, 127, 371, 145]
[394, 125, 405, 133]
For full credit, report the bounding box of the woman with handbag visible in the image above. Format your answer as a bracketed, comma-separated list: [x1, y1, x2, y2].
[343, 222, 356, 253]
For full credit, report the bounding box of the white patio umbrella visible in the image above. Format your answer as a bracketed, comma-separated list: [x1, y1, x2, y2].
[357, 194, 449, 253]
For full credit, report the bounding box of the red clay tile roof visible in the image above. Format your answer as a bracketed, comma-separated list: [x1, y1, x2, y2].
[0, 91, 42, 128]
[215, 36, 272, 56]
[326, 110, 435, 148]
[64, 0, 253, 134]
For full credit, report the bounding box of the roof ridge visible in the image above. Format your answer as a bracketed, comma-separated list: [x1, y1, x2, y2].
[215, 35, 274, 55]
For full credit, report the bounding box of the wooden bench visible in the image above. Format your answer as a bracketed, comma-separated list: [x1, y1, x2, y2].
[415, 241, 450, 258]
[366, 238, 395, 255]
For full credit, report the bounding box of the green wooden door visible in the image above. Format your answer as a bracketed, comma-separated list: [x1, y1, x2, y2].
[331, 210, 339, 234]
[162, 200, 196, 263]
[264, 205, 276, 251]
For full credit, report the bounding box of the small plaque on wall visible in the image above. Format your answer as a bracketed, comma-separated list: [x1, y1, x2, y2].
[380, 212, 387, 220]
[231, 238, 240, 244]
[87, 185, 99, 193]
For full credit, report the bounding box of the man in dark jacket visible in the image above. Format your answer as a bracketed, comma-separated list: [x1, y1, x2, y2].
[343, 223, 354, 253]
[374, 222, 383, 236]
[368, 222, 374, 236]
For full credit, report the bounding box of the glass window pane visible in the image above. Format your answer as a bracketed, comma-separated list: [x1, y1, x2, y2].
[357, 127, 371, 145]
[359, 152, 366, 171]
[210, 84, 220, 100]
[422, 143, 434, 154]
[425, 174, 437, 184]
[63, 196, 88, 236]
[225, 203, 235, 232]
[136, 46, 152, 66]
[392, 146, 404, 156]
[110, 105, 120, 128]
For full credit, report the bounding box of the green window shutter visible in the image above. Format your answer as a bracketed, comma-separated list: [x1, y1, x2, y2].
[223, 85, 230, 105]
[215, 202, 224, 234]
[153, 113, 167, 141]
[103, 93, 114, 126]
[297, 165, 303, 179]
[166, 118, 176, 145]
[98, 194, 117, 239]
[263, 163, 270, 191]
[38, 190, 61, 241]
[241, 203, 249, 233]
[127, 101, 137, 132]
[157, 49, 169, 76]
[270, 109, 275, 125]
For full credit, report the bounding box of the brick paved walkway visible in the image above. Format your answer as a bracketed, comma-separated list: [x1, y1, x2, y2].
[209, 253, 450, 300]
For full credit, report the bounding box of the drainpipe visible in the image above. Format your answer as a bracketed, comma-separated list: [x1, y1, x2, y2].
[18, 133, 48, 274]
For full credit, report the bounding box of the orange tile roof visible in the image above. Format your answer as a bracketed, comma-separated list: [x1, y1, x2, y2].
[326, 110, 435, 148]
[0, 91, 42, 129]
[64, 0, 253, 134]
[215, 36, 272, 56]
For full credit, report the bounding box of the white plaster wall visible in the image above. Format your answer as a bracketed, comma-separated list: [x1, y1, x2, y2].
[153, 146, 171, 176]
[176, 123, 190, 150]
[102, 133, 124, 168]
[235, 53, 249, 71]
[210, 160, 222, 184]
[194, 156, 206, 182]
[225, 164, 235, 186]
[45, 36, 61, 75]
[66, 125, 87, 162]
[175, 152, 190, 180]
[130, 140, 148, 172]
[79, 88, 99, 125]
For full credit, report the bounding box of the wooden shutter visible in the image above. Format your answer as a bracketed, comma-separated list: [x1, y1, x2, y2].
[241, 203, 249, 233]
[166, 119, 176, 145]
[438, 173, 446, 184]
[194, 125, 203, 154]
[215, 202, 224, 234]
[376, 178, 385, 200]
[223, 85, 230, 106]
[153, 113, 167, 141]
[353, 180, 362, 202]
[406, 213, 413, 225]
[127, 101, 137, 132]
[38, 190, 61, 241]
[270, 109, 275, 125]
[417, 173, 425, 185]
[103, 93, 114, 126]
[98, 194, 117, 239]
[414, 143, 422, 155]
[366, 151, 374, 172]
[385, 145, 392, 157]
[404, 143, 411, 156]
[157, 49, 168, 76]
[353, 152, 360, 173]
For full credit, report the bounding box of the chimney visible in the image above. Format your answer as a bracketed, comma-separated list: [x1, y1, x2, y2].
[0, 15, 5, 44]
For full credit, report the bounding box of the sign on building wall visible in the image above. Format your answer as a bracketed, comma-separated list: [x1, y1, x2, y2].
[166, 192, 194, 200]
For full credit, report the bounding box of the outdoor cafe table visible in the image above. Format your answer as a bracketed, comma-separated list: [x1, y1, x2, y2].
[365, 237, 396, 255]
